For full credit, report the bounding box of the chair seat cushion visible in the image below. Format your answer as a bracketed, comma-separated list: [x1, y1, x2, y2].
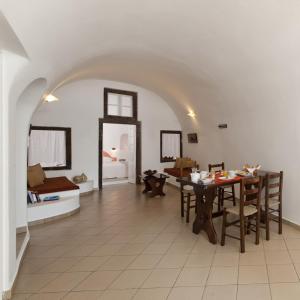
[260, 198, 280, 207]
[182, 185, 194, 194]
[226, 205, 257, 217]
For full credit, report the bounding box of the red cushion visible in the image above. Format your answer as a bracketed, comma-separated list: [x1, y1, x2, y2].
[28, 176, 79, 194]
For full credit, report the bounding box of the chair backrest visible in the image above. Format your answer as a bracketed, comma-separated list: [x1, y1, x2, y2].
[265, 171, 283, 205]
[240, 176, 263, 213]
[208, 162, 225, 172]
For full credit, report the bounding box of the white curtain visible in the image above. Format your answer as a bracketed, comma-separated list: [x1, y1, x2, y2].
[162, 134, 180, 158]
[28, 130, 66, 167]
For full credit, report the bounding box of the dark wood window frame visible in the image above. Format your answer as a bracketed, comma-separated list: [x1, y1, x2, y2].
[160, 130, 183, 163]
[99, 118, 141, 189]
[29, 125, 72, 170]
[104, 88, 138, 121]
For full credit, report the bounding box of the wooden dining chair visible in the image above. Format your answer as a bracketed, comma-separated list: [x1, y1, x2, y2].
[180, 183, 196, 223]
[221, 176, 263, 253]
[208, 162, 236, 209]
[260, 171, 283, 240]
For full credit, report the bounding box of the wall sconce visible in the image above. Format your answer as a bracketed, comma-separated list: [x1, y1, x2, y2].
[187, 110, 196, 118]
[44, 94, 59, 102]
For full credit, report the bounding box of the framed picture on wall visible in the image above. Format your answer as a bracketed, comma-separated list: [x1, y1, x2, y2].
[187, 133, 198, 144]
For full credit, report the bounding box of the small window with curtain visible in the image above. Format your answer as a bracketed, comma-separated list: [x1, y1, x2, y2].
[160, 130, 182, 162]
[104, 88, 137, 120]
[28, 126, 71, 170]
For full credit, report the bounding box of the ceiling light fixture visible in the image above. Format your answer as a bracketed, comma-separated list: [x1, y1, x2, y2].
[44, 94, 59, 102]
[187, 110, 196, 118]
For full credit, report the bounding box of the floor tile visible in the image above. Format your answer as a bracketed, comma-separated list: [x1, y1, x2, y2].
[263, 239, 287, 251]
[207, 267, 238, 285]
[238, 265, 268, 284]
[271, 283, 300, 300]
[142, 268, 181, 288]
[202, 285, 237, 300]
[156, 254, 188, 268]
[91, 244, 124, 256]
[239, 251, 266, 266]
[143, 243, 172, 254]
[19, 258, 56, 274]
[110, 269, 151, 289]
[11, 294, 31, 300]
[14, 273, 59, 293]
[268, 264, 299, 283]
[69, 256, 111, 272]
[117, 243, 147, 255]
[63, 245, 99, 257]
[132, 288, 170, 300]
[212, 252, 239, 266]
[175, 267, 210, 287]
[128, 254, 162, 269]
[265, 250, 292, 265]
[289, 250, 300, 263]
[285, 239, 300, 250]
[38, 258, 79, 273]
[168, 286, 204, 300]
[100, 289, 136, 300]
[41, 272, 90, 292]
[237, 284, 271, 300]
[100, 255, 136, 270]
[185, 254, 214, 268]
[74, 270, 121, 291]
[63, 291, 103, 300]
[167, 242, 195, 254]
[27, 292, 66, 300]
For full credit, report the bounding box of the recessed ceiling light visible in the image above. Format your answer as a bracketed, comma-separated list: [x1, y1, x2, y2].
[187, 110, 196, 118]
[44, 94, 59, 102]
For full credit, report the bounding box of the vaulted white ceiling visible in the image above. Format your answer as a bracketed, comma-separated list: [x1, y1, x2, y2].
[1, 0, 300, 127]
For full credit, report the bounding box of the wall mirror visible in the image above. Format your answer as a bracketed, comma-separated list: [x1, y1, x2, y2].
[28, 125, 72, 170]
[104, 88, 138, 121]
[160, 130, 182, 162]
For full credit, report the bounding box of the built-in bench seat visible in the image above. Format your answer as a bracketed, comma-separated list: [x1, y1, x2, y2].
[27, 176, 80, 225]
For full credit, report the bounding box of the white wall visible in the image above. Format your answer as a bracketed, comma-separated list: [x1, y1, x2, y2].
[31, 80, 181, 187]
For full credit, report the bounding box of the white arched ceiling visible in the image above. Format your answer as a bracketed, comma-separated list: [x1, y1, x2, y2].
[4, 0, 300, 116]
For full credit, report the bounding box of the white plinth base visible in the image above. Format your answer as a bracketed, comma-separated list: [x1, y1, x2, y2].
[27, 190, 80, 224]
[77, 180, 94, 194]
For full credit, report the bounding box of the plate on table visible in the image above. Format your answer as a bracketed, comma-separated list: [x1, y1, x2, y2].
[219, 176, 227, 180]
[201, 178, 213, 184]
[235, 171, 248, 177]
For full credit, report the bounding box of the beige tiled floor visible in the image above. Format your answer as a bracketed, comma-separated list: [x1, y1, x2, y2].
[12, 184, 300, 299]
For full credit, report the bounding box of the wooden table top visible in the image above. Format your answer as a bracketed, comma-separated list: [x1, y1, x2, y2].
[177, 170, 276, 189]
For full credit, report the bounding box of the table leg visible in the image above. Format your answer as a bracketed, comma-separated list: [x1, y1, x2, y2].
[148, 178, 166, 197]
[192, 186, 218, 244]
[143, 178, 152, 193]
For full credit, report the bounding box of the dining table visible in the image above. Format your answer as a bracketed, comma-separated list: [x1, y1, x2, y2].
[176, 170, 275, 244]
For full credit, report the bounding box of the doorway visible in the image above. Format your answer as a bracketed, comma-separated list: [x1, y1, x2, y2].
[99, 118, 141, 189]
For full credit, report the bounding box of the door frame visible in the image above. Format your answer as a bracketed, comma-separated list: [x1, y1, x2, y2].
[98, 118, 141, 189]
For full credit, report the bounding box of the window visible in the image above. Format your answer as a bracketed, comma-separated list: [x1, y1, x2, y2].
[160, 130, 182, 162]
[28, 126, 71, 170]
[104, 88, 137, 120]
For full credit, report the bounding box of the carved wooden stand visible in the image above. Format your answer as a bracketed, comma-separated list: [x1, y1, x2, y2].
[142, 170, 169, 197]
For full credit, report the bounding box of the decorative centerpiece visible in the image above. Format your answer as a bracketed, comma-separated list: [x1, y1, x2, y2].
[243, 164, 261, 176]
